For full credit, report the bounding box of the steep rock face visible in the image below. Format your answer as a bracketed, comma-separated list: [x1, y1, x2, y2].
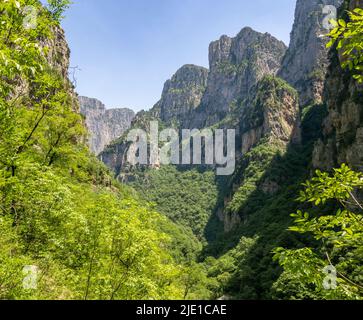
[278, 0, 344, 106]
[13, 25, 80, 111]
[191, 27, 287, 128]
[100, 64, 209, 175]
[219, 76, 301, 232]
[100, 107, 163, 179]
[43, 26, 71, 80]
[313, 0, 363, 171]
[157, 64, 209, 126]
[79, 96, 135, 155]
[100, 140, 131, 179]
[100, 28, 287, 177]
[44, 26, 81, 114]
[240, 76, 301, 154]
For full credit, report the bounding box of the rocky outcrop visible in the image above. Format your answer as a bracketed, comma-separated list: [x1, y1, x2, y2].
[157, 64, 209, 126]
[79, 96, 135, 155]
[99, 64, 208, 174]
[99, 28, 292, 184]
[12, 24, 78, 107]
[239, 76, 301, 154]
[218, 76, 301, 232]
[43, 26, 71, 80]
[100, 139, 131, 179]
[278, 0, 344, 106]
[191, 27, 287, 128]
[313, 0, 363, 171]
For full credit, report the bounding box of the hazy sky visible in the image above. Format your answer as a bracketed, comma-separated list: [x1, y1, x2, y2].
[60, 0, 296, 112]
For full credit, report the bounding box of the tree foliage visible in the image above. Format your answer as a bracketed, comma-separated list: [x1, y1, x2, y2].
[273, 164, 363, 299]
[46, 0, 72, 21]
[327, 8, 363, 83]
[0, 0, 209, 300]
[129, 166, 219, 240]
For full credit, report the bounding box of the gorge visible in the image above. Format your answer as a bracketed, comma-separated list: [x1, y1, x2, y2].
[0, 0, 362, 301]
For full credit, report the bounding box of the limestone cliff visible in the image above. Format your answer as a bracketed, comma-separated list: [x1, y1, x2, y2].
[43, 26, 72, 80]
[191, 27, 287, 128]
[157, 64, 209, 126]
[239, 76, 301, 154]
[219, 76, 301, 232]
[12, 24, 79, 112]
[313, 0, 363, 171]
[100, 64, 209, 174]
[79, 96, 135, 155]
[278, 0, 344, 106]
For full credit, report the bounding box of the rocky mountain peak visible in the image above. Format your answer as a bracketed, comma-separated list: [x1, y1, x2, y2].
[209, 35, 233, 68]
[161, 64, 209, 99]
[191, 27, 287, 127]
[79, 96, 105, 113]
[209, 27, 286, 71]
[157, 64, 209, 125]
[278, 0, 344, 106]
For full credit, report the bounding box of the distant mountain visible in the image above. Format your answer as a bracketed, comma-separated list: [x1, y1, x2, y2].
[79, 96, 135, 155]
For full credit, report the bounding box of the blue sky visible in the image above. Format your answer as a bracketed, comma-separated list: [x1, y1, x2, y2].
[60, 0, 296, 112]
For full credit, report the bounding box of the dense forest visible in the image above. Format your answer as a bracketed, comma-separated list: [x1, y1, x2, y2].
[0, 0, 362, 300]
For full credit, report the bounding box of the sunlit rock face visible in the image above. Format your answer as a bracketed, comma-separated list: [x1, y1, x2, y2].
[79, 96, 135, 155]
[278, 0, 344, 106]
[157, 64, 209, 126]
[190, 27, 287, 128]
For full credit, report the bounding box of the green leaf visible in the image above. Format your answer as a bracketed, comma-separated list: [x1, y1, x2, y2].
[338, 19, 347, 27]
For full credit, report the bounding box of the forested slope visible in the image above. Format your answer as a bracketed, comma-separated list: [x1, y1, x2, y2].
[0, 0, 210, 300]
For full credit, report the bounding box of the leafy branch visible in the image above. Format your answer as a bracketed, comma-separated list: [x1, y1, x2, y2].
[327, 8, 363, 83]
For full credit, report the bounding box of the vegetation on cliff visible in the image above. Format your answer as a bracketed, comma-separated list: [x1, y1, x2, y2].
[327, 7, 363, 83]
[273, 164, 363, 299]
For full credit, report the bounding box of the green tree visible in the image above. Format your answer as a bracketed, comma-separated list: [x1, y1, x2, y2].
[47, 0, 72, 21]
[327, 8, 363, 83]
[0, 0, 193, 300]
[273, 164, 363, 299]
